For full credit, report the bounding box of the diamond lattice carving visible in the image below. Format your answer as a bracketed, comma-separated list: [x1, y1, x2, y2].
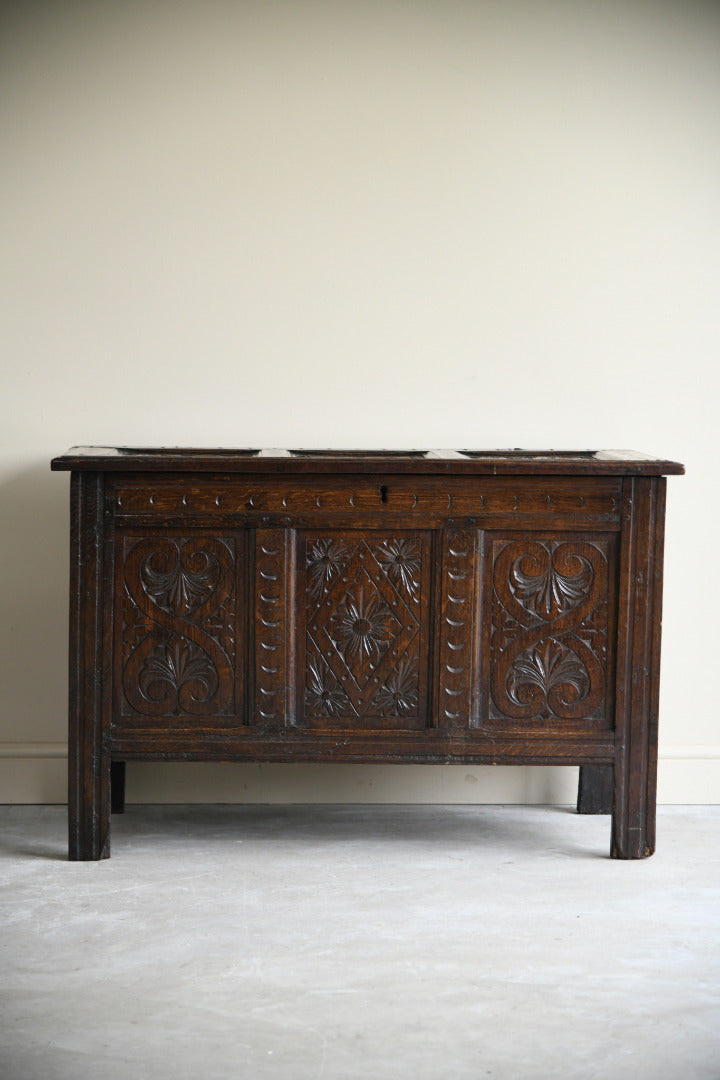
[305, 538, 422, 719]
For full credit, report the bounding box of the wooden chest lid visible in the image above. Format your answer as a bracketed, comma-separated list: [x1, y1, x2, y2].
[51, 447, 684, 476]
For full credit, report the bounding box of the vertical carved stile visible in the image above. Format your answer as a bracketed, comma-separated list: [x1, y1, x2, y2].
[646, 478, 667, 848]
[612, 480, 634, 853]
[437, 529, 476, 728]
[612, 477, 665, 858]
[254, 529, 292, 726]
[68, 472, 111, 860]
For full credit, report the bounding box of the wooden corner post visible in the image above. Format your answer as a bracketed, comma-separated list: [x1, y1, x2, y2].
[612, 476, 667, 859]
[68, 472, 111, 860]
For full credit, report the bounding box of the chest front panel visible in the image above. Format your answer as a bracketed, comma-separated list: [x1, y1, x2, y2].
[111, 512, 619, 739]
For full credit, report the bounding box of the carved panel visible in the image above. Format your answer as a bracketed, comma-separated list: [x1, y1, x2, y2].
[119, 535, 237, 718]
[437, 529, 477, 727]
[301, 533, 429, 728]
[254, 529, 291, 726]
[488, 537, 612, 724]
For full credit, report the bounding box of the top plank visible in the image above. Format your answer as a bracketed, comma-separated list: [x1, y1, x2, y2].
[51, 447, 684, 476]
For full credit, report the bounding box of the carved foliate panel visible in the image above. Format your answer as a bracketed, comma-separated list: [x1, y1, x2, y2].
[117, 534, 238, 720]
[300, 533, 430, 729]
[488, 536, 614, 725]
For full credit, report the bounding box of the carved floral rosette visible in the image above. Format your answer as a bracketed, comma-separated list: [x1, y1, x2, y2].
[120, 536, 236, 716]
[490, 539, 609, 721]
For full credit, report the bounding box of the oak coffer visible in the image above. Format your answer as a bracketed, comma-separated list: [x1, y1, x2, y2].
[51, 448, 683, 860]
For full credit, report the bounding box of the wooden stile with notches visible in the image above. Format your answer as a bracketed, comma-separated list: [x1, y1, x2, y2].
[51, 448, 683, 860]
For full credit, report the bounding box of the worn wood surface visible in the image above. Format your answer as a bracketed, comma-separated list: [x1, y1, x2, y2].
[577, 764, 614, 814]
[58, 449, 682, 859]
[52, 447, 685, 476]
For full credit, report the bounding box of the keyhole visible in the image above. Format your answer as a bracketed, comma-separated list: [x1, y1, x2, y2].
[379, 484, 388, 504]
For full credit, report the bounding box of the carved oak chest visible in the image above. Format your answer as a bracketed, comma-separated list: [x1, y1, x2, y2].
[51, 448, 683, 859]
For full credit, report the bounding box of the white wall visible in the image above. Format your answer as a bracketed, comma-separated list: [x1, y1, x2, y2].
[1, 0, 718, 804]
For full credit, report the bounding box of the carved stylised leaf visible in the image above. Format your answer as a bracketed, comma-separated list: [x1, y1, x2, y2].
[373, 657, 419, 715]
[306, 539, 350, 600]
[375, 539, 421, 598]
[139, 638, 216, 701]
[512, 552, 592, 619]
[143, 549, 218, 614]
[508, 638, 589, 706]
[304, 656, 350, 717]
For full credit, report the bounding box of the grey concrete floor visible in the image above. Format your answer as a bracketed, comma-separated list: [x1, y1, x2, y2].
[1, 805, 718, 1080]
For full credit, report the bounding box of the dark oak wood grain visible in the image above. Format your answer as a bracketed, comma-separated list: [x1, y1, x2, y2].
[577, 764, 614, 814]
[68, 472, 111, 859]
[52, 447, 684, 476]
[54, 449, 683, 859]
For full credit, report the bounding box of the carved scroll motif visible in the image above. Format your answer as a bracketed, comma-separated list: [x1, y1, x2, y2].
[490, 540, 609, 721]
[121, 536, 236, 716]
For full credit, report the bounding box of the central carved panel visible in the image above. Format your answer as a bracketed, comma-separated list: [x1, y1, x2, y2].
[301, 533, 429, 728]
